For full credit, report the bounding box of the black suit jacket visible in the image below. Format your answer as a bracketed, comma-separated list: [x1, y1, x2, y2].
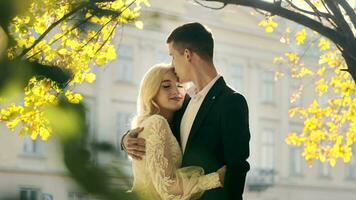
[171, 77, 250, 200]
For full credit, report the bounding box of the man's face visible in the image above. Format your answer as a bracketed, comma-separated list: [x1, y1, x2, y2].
[168, 42, 190, 83]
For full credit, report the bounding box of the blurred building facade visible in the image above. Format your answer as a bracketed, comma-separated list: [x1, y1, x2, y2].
[1, 0, 356, 200]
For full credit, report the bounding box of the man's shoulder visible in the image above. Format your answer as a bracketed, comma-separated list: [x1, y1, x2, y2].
[218, 86, 246, 104]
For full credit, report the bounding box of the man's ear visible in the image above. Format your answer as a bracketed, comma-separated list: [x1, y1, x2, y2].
[184, 49, 192, 62]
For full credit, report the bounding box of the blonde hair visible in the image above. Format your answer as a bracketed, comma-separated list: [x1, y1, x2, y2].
[131, 63, 173, 128]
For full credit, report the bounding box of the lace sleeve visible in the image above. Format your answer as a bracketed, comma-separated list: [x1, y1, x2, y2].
[144, 115, 222, 200]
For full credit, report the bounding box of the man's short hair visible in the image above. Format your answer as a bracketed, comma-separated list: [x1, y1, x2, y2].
[166, 22, 214, 61]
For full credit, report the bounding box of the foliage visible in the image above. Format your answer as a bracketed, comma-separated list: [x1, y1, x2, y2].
[260, 16, 355, 167]
[0, 0, 150, 140]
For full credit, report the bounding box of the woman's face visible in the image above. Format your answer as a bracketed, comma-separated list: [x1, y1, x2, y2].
[154, 70, 185, 112]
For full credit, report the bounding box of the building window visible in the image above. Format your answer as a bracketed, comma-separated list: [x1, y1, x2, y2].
[262, 71, 275, 104]
[68, 192, 89, 200]
[345, 145, 356, 180]
[261, 129, 275, 170]
[289, 147, 303, 176]
[117, 45, 134, 83]
[117, 112, 134, 159]
[229, 65, 244, 93]
[22, 135, 44, 156]
[318, 162, 331, 178]
[41, 193, 53, 200]
[20, 188, 40, 200]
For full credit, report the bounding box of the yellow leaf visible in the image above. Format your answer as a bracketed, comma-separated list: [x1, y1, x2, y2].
[316, 66, 326, 76]
[65, 90, 83, 104]
[58, 48, 68, 55]
[24, 16, 31, 24]
[19, 127, 29, 136]
[315, 78, 328, 96]
[85, 73, 96, 83]
[258, 17, 278, 33]
[318, 38, 330, 51]
[39, 127, 50, 141]
[141, 0, 151, 7]
[6, 119, 20, 131]
[95, 57, 107, 66]
[34, 21, 47, 34]
[329, 159, 336, 167]
[30, 131, 38, 140]
[320, 154, 326, 162]
[313, 0, 322, 8]
[298, 67, 313, 77]
[295, 29, 306, 45]
[290, 84, 303, 103]
[135, 20, 144, 30]
[319, 52, 339, 68]
[285, 52, 299, 63]
[265, 26, 274, 33]
[106, 45, 117, 60]
[273, 56, 283, 64]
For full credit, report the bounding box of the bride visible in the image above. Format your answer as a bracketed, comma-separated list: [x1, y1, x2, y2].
[129, 63, 226, 200]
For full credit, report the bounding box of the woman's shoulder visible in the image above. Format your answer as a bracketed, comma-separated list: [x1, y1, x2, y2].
[143, 114, 167, 123]
[139, 115, 170, 139]
[141, 114, 169, 129]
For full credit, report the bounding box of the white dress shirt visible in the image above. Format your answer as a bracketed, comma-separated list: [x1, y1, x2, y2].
[180, 75, 221, 152]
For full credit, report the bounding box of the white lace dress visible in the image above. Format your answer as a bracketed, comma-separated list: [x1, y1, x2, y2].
[130, 114, 222, 200]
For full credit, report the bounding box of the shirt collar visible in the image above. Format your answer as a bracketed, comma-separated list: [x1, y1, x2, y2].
[189, 75, 221, 101]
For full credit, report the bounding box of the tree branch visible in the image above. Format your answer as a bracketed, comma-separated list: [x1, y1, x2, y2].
[80, 17, 115, 49]
[304, 0, 323, 22]
[338, 0, 356, 30]
[194, 0, 227, 10]
[26, 15, 94, 61]
[17, 3, 88, 59]
[94, 22, 119, 55]
[201, 0, 356, 83]
[204, 0, 345, 46]
[81, 0, 136, 49]
[324, 0, 353, 38]
[253, 8, 269, 16]
[284, 0, 331, 22]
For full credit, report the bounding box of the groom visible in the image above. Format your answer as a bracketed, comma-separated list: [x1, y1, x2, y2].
[122, 22, 250, 200]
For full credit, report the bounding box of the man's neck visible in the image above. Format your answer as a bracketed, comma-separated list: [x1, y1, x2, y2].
[191, 63, 218, 92]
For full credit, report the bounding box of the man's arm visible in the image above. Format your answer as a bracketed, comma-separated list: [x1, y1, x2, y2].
[120, 127, 146, 160]
[221, 93, 250, 200]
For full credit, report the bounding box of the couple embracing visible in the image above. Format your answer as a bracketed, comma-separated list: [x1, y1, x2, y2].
[120, 22, 250, 200]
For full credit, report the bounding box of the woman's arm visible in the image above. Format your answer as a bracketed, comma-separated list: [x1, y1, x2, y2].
[144, 115, 222, 200]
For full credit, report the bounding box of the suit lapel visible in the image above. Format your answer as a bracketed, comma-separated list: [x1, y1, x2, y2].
[184, 77, 225, 153]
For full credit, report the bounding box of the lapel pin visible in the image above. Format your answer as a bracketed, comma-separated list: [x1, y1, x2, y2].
[212, 96, 215, 100]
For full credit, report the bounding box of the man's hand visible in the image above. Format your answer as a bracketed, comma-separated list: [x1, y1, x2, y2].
[217, 165, 226, 186]
[123, 127, 146, 160]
